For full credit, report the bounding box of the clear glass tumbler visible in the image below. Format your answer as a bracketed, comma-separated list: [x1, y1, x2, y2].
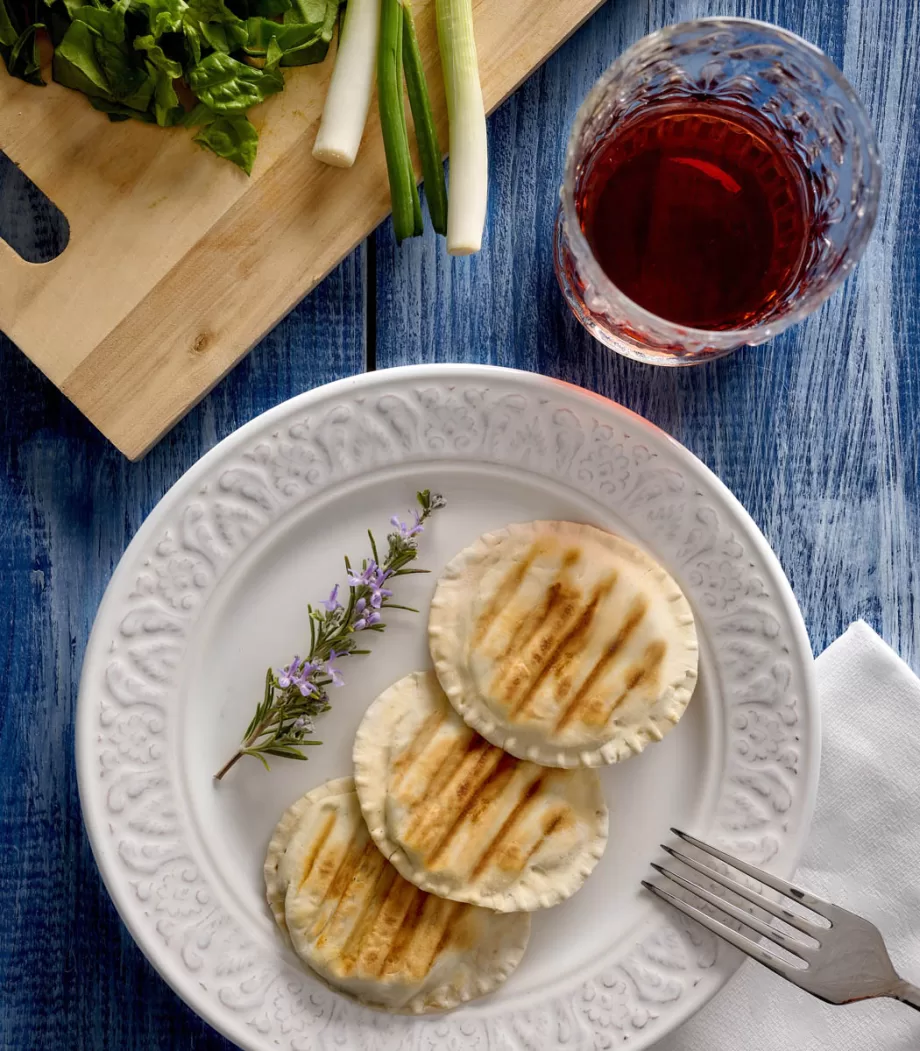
[554, 18, 882, 365]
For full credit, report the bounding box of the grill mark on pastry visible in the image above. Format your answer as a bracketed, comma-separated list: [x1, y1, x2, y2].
[390, 711, 444, 791]
[553, 597, 650, 732]
[417, 751, 520, 877]
[604, 639, 668, 719]
[312, 837, 373, 943]
[378, 885, 427, 977]
[366, 877, 422, 977]
[493, 549, 582, 668]
[458, 750, 520, 827]
[305, 830, 360, 931]
[471, 543, 545, 647]
[551, 574, 619, 697]
[560, 548, 580, 570]
[409, 725, 477, 815]
[403, 735, 496, 851]
[494, 585, 561, 670]
[542, 809, 567, 838]
[469, 773, 549, 879]
[296, 811, 337, 891]
[424, 744, 507, 865]
[494, 581, 579, 698]
[338, 861, 399, 975]
[515, 808, 568, 872]
[420, 900, 466, 977]
[506, 575, 618, 718]
[405, 732, 484, 833]
[475, 542, 567, 647]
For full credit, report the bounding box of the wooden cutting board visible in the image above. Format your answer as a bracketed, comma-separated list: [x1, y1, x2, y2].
[0, 0, 605, 459]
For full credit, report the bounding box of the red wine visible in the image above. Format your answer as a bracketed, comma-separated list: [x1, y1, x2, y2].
[577, 103, 810, 330]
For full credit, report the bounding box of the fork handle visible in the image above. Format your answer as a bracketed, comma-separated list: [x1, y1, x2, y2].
[891, 980, 920, 1013]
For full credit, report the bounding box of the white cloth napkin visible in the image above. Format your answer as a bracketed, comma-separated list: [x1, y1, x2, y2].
[653, 621, 920, 1050]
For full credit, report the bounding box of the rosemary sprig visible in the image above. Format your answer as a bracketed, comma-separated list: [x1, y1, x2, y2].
[214, 490, 445, 780]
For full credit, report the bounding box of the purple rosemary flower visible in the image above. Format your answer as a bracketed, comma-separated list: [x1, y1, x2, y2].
[353, 610, 382, 631]
[293, 670, 318, 697]
[326, 650, 345, 688]
[373, 565, 393, 586]
[292, 715, 315, 734]
[391, 510, 424, 540]
[347, 560, 380, 588]
[369, 586, 393, 610]
[277, 658, 318, 696]
[321, 584, 341, 612]
[277, 657, 303, 689]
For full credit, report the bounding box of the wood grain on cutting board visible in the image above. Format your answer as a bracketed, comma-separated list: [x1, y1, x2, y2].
[0, 0, 606, 458]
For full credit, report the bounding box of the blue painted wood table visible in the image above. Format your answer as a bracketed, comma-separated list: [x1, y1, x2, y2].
[1, 0, 918, 1047]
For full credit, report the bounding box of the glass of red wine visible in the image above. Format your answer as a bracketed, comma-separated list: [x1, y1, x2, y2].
[554, 18, 881, 364]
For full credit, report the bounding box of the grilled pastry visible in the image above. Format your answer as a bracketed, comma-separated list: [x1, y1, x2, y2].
[429, 521, 698, 767]
[353, 671, 608, 912]
[272, 777, 531, 1013]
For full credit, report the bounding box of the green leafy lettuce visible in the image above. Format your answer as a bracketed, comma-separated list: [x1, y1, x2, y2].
[1, 0, 45, 85]
[243, 0, 333, 68]
[186, 34, 281, 111]
[1, 0, 342, 170]
[194, 112, 256, 172]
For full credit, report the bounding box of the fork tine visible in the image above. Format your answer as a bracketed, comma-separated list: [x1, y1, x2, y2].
[642, 880, 804, 984]
[672, 829, 834, 919]
[649, 863, 812, 959]
[662, 843, 826, 938]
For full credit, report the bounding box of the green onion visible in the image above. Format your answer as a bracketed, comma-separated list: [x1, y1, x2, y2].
[401, 1, 448, 235]
[396, 4, 423, 236]
[378, 0, 417, 242]
[436, 0, 487, 254]
[313, 0, 381, 167]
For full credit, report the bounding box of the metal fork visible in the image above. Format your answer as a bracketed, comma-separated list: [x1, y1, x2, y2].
[643, 828, 920, 1013]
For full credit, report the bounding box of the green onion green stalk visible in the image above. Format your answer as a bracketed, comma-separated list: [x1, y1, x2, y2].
[377, 0, 419, 241]
[377, 0, 448, 242]
[401, 2, 447, 235]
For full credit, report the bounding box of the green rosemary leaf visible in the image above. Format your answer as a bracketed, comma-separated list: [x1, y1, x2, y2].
[242, 669, 273, 739]
[261, 746, 311, 760]
[241, 749, 272, 771]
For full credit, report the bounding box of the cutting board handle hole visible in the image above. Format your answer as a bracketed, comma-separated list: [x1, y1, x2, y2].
[0, 151, 69, 263]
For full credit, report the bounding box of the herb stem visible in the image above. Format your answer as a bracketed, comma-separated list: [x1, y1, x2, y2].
[215, 707, 278, 780]
[214, 750, 245, 781]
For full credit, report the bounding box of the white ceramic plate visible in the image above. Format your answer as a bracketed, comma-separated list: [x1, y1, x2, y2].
[77, 365, 819, 1051]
